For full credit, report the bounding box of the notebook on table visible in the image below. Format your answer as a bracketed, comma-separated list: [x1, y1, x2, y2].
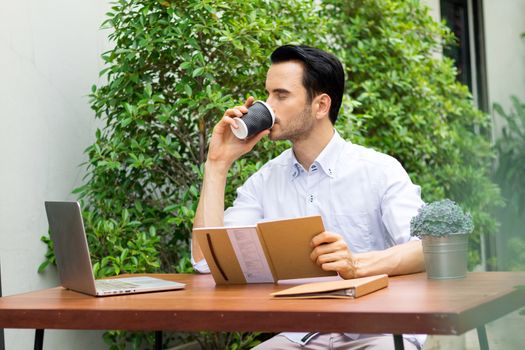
[270, 274, 389, 299]
[44, 201, 185, 297]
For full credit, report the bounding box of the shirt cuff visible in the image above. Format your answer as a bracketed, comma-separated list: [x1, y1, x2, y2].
[191, 256, 211, 274]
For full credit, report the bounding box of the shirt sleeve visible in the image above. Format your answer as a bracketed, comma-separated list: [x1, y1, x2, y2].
[380, 158, 424, 245]
[223, 172, 265, 226]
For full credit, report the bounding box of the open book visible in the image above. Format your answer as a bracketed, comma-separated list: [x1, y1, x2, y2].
[192, 216, 337, 284]
[271, 274, 389, 299]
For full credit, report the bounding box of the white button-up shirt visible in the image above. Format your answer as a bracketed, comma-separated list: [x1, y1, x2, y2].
[224, 130, 422, 249]
[193, 130, 425, 347]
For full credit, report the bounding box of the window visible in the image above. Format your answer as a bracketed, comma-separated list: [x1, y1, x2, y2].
[441, 0, 488, 112]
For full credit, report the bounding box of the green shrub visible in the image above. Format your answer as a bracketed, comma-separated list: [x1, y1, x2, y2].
[39, 0, 503, 348]
[78, 0, 328, 278]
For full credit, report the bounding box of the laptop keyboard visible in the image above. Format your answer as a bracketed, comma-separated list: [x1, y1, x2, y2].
[95, 279, 138, 291]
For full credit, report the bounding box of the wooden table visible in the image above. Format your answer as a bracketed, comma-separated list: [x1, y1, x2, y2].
[1, 272, 524, 350]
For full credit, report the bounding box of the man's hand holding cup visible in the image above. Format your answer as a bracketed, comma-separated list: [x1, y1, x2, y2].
[207, 96, 273, 170]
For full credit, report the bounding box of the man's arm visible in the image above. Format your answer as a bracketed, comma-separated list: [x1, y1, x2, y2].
[191, 162, 229, 263]
[310, 232, 423, 279]
[310, 231, 425, 279]
[192, 97, 269, 264]
[353, 239, 424, 276]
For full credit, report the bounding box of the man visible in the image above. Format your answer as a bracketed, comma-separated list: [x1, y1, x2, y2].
[192, 45, 425, 349]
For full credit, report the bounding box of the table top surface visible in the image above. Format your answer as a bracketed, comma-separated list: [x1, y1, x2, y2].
[1, 272, 524, 335]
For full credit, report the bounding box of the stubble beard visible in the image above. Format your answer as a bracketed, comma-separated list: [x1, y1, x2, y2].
[269, 105, 315, 143]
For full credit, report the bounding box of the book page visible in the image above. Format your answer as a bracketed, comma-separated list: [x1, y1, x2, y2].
[227, 228, 274, 283]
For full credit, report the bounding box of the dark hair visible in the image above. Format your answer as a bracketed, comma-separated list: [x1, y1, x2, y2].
[270, 45, 345, 124]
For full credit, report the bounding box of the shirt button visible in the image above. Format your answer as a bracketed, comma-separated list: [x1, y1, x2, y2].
[309, 195, 314, 203]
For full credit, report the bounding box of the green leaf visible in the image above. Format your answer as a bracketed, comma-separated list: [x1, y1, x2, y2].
[37, 260, 49, 273]
[180, 61, 192, 70]
[184, 84, 192, 96]
[192, 67, 204, 77]
[120, 117, 133, 127]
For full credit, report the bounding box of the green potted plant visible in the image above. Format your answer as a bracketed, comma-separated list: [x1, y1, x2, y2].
[410, 199, 474, 279]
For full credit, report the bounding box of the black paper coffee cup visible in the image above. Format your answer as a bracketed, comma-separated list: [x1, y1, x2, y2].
[231, 101, 275, 139]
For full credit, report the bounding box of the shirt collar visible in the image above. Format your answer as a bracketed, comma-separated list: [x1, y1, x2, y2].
[290, 129, 346, 180]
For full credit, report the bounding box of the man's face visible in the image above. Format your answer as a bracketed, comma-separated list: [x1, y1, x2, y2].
[265, 61, 315, 142]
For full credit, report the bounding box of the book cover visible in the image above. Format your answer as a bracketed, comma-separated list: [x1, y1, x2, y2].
[193, 216, 336, 284]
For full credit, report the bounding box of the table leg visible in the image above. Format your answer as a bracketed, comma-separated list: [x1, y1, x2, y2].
[393, 334, 405, 350]
[477, 325, 490, 350]
[155, 331, 163, 350]
[34, 329, 44, 350]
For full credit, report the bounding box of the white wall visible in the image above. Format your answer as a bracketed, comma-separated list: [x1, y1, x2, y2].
[0, 1, 109, 348]
[423, 0, 441, 22]
[484, 0, 525, 139]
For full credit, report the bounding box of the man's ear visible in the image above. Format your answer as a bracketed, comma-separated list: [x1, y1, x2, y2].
[314, 93, 331, 120]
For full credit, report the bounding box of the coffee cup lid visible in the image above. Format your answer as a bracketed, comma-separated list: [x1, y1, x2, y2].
[231, 118, 249, 139]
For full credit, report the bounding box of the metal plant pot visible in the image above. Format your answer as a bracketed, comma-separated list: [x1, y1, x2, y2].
[422, 234, 468, 279]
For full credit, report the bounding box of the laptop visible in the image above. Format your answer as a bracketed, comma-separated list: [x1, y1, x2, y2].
[44, 201, 185, 297]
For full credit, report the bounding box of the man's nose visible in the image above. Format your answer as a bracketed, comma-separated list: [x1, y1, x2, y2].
[265, 98, 275, 111]
[265, 101, 277, 119]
